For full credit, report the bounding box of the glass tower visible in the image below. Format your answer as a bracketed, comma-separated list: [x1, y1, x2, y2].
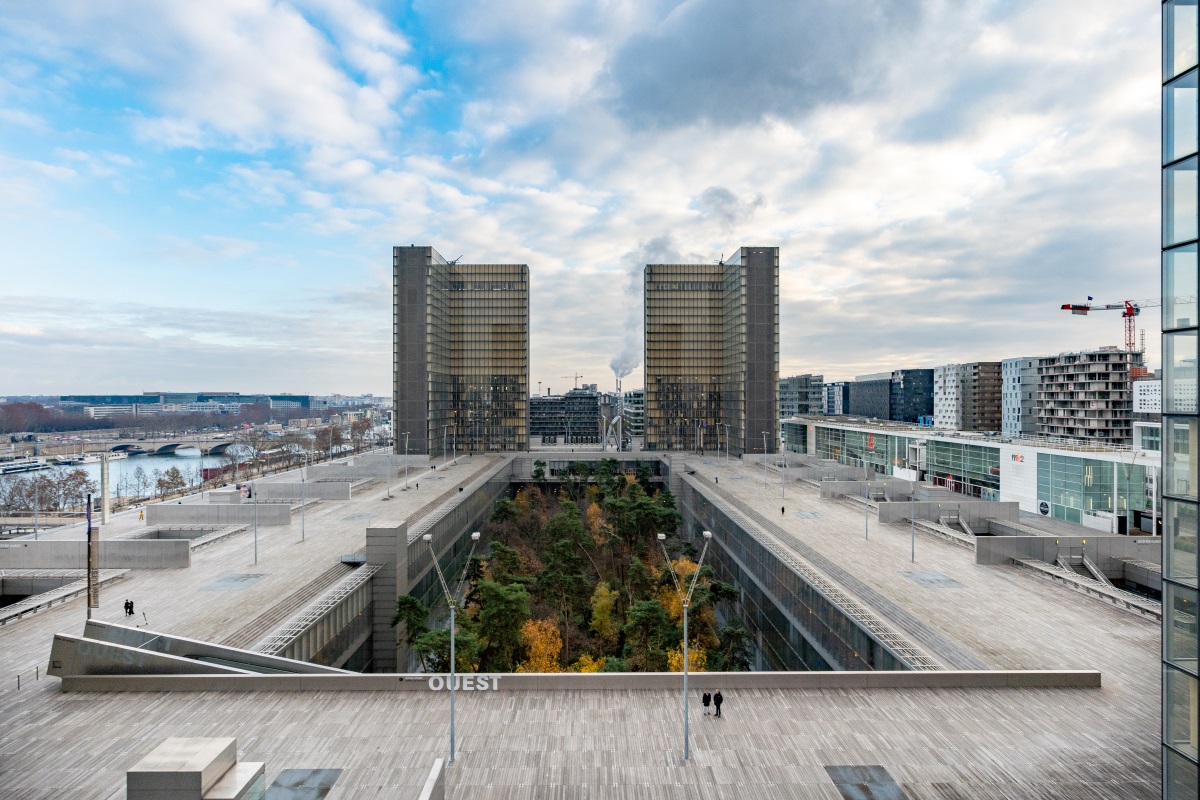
[1163, 3, 1200, 796]
[643, 246, 778, 457]
[393, 246, 529, 455]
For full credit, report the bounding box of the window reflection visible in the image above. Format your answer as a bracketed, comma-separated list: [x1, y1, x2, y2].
[1168, 418, 1199, 500]
[1166, 499, 1200, 586]
[1166, 71, 1200, 164]
[1166, 245, 1199, 330]
[1166, 331, 1200, 414]
[1166, 157, 1200, 246]
[1167, 0, 1200, 80]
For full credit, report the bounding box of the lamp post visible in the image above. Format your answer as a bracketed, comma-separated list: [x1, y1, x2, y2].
[387, 438, 392, 498]
[658, 530, 713, 764]
[864, 480, 869, 541]
[910, 481, 915, 562]
[300, 452, 306, 542]
[442, 425, 449, 466]
[252, 482, 258, 563]
[423, 530, 481, 765]
[761, 431, 769, 487]
[403, 432, 410, 490]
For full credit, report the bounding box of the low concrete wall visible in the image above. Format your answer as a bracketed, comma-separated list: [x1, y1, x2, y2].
[797, 465, 874, 481]
[417, 759, 445, 800]
[58, 669, 1102, 693]
[255, 482, 350, 501]
[976, 535, 1163, 569]
[0, 540, 189, 569]
[145, 504, 291, 527]
[208, 490, 242, 504]
[819, 478, 915, 499]
[877, 500, 1020, 526]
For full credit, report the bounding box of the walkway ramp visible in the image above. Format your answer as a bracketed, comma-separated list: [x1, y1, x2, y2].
[1013, 559, 1161, 620]
[47, 620, 353, 679]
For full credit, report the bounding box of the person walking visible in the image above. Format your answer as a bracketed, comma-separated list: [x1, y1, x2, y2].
[702, 691, 712, 716]
[781, 506, 785, 515]
[713, 690, 723, 718]
[128, 599, 135, 616]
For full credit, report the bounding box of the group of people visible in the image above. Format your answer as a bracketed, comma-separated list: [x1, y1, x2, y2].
[123, 599, 136, 617]
[701, 690, 724, 717]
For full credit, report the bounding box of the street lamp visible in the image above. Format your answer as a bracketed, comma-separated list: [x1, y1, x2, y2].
[402, 432, 410, 490]
[442, 425, 450, 466]
[761, 431, 769, 487]
[423, 530, 481, 765]
[658, 529, 713, 763]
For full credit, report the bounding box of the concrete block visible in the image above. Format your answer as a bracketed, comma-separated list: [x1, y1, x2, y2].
[127, 737, 236, 799]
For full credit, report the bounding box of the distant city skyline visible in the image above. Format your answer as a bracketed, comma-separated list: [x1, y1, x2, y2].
[0, 2, 1161, 396]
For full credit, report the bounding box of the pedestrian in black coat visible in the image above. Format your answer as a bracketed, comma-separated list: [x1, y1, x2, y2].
[702, 691, 712, 716]
[713, 690, 723, 717]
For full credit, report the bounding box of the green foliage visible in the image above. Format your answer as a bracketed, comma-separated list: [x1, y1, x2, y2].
[486, 542, 522, 584]
[413, 626, 481, 673]
[491, 498, 518, 523]
[532, 460, 546, 482]
[622, 600, 676, 671]
[390, 595, 429, 645]
[710, 621, 753, 672]
[475, 580, 531, 672]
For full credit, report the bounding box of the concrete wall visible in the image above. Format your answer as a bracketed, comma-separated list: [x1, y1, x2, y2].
[975, 535, 1163, 569]
[0, 540, 189, 569]
[818, 478, 915, 500]
[255, 482, 351, 501]
[877, 500, 1020, 526]
[60, 668, 1102, 693]
[145, 504, 291, 527]
[367, 521, 407, 673]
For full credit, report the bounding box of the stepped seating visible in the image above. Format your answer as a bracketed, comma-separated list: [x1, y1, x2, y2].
[127, 737, 264, 800]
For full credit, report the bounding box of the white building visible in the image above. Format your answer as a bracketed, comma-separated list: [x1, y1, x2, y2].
[932, 364, 961, 429]
[1001, 357, 1039, 437]
[1133, 379, 1162, 415]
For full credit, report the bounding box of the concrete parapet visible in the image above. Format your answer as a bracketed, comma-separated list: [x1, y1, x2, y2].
[877, 500, 1019, 526]
[0, 540, 189, 569]
[255, 482, 351, 501]
[59, 668, 1103, 693]
[146, 503, 291, 527]
[976, 535, 1163, 568]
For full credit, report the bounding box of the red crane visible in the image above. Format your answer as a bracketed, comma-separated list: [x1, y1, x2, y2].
[1060, 298, 1160, 352]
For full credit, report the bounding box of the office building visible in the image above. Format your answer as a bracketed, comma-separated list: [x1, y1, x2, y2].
[889, 369, 934, 423]
[643, 246, 778, 456]
[932, 365, 961, 430]
[1035, 348, 1142, 445]
[823, 381, 850, 415]
[1162, 4, 1200, 793]
[1002, 357, 1039, 437]
[622, 389, 645, 436]
[848, 373, 891, 419]
[779, 374, 824, 419]
[530, 385, 603, 446]
[393, 245, 529, 455]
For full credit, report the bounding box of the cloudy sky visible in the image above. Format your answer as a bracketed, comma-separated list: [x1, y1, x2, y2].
[0, 0, 1162, 397]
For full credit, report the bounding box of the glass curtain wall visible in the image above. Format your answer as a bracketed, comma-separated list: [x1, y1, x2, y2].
[1163, 3, 1200, 795]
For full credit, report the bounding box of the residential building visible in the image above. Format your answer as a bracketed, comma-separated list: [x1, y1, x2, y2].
[643, 246, 778, 456]
[933, 364, 961, 430]
[1133, 379, 1162, 416]
[1002, 357, 1039, 437]
[889, 369, 934, 423]
[848, 373, 891, 419]
[823, 382, 850, 415]
[392, 245, 529, 455]
[1162, 4, 1200, 792]
[934, 362, 1002, 432]
[1035, 348, 1143, 445]
[779, 374, 824, 419]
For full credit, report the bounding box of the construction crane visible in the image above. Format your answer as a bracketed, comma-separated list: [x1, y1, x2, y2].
[561, 373, 584, 390]
[1060, 298, 1161, 352]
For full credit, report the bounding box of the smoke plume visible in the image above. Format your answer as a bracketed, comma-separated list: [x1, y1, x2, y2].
[610, 235, 686, 379]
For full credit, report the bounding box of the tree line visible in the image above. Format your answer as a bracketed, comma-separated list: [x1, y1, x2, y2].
[392, 459, 751, 674]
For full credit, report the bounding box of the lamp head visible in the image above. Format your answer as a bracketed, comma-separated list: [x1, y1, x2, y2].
[656, 533, 666, 541]
[422, 534, 432, 542]
[471, 531, 481, 541]
[703, 531, 712, 539]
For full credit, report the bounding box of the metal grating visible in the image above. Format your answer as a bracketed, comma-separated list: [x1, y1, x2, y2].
[255, 564, 381, 655]
[681, 472, 946, 671]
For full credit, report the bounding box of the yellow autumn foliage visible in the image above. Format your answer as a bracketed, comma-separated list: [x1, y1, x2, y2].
[569, 654, 606, 673]
[667, 645, 707, 672]
[515, 618, 564, 673]
[589, 583, 619, 647]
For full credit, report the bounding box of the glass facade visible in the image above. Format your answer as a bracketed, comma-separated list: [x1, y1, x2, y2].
[1164, 3, 1200, 792]
[814, 426, 911, 475]
[643, 247, 779, 456]
[1035, 453, 1147, 526]
[927, 440, 1000, 499]
[394, 246, 529, 455]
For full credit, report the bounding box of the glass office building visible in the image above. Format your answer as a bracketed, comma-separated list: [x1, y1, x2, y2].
[393, 246, 529, 455]
[643, 246, 778, 456]
[1163, 3, 1200, 794]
